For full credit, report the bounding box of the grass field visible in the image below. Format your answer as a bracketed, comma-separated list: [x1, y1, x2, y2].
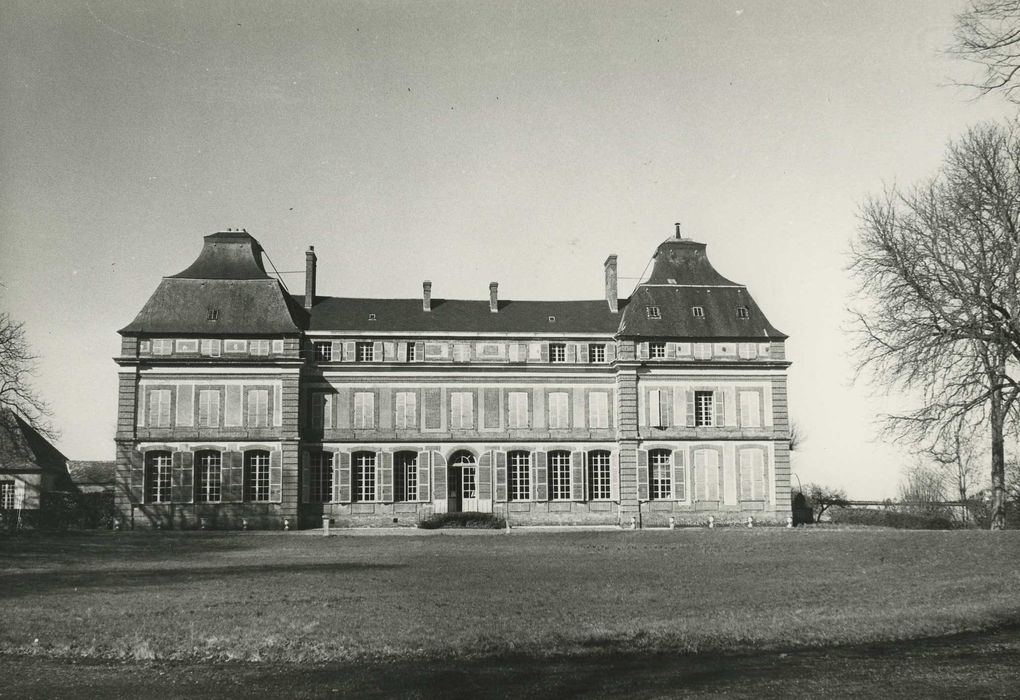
[1, 529, 1019, 665]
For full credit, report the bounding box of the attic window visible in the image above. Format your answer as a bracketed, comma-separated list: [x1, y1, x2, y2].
[368, 313, 377, 321]
[646, 306, 661, 319]
[737, 306, 749, 319]
[548, 316, 556, 323]
[692, 306, 705, 318]
[207, 308, 219, 321]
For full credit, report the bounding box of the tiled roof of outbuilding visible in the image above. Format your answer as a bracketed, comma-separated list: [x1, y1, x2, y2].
[0, 410, 74, 489]
[302, 297, 627, 334]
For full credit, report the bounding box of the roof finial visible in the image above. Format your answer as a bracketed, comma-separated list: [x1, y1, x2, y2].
[674, 222, 682, 239]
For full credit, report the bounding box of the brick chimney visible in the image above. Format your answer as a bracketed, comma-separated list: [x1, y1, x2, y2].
[423, 281, 432, 312]
[604, 255, 618, 313]
[304, 246, 317, 309]
[489, 282, 498, 312]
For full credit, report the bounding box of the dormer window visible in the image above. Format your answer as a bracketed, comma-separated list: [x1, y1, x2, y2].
[548, 316, 556, 323]
[368, 313, 377, 322]
[692, 306, 704, 318]
[649, 342, 666, 359]
[737, 306, 749, 319]
[207, 308, 219, 321]
[549, 343, 567, 362]
[646, 306, 661, 319]
[313, 341, 333, 362]
[356, 342, 374, 362]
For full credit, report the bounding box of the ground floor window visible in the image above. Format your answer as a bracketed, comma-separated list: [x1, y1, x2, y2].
[145, 451, 172, 503]
[308, 451, 333, 503]
[0, 481, 15, 509]
[353, 452, 376, 502]
[549, 451, 571, 500]
[195, 451, 221, 503]
[245, 450, 271, 502]
[509, 451, 530, 501]
[394, 451, 418, 501]
[650, 449, 672, 500]
[588, 451, 611, 500]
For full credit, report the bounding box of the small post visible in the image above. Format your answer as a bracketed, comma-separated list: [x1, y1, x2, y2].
[112, 519, 120, 532]
[629, 516, 637, 530]
[708, 515, 715, 529]
[242, 518, 248, 531]
[322, 515, 331, 536]
[747, 516, 754, 529]
[668, 516, 676, 530]
[283, 518, 290, 531]
[786, 515, 793, 529]
[200, 518, 207, 530]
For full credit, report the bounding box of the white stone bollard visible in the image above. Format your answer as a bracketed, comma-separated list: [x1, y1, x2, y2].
[283, 518, 290, 531]
[630, 516, 637, 530]
[747, 516, 754, 529]
[200, 518, 207, 530]
[708, 515, 715, 529]
[786, 515, 793, 529]
[322, 515, 331, 536]
[242, 518, 248, 531]
[668, 516, 676, 530]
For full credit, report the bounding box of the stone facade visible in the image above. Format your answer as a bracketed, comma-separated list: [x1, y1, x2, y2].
[115, 228, 791, 529]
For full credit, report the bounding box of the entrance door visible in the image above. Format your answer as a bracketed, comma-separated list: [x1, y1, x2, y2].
[449, 451, 477, 513]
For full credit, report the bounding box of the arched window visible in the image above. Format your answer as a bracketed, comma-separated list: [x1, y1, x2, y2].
[195, 450, 221, 503]
[245, 450, 271, 502]
[353, 451, 376, 502]
[587, 450, 611, 501]
[548, 450, 571, 501]
[307, 451, 333, 503]
[509, 451, 530, 501]
[649, 449, 672, 500]
[146, 451, 172, 503]
[394, 451, 418, 502]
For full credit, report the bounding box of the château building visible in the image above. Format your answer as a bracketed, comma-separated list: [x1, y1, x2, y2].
[114, 226, 791, 528]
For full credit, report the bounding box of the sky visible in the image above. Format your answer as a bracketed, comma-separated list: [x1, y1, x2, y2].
[0, 0, 1015, 498]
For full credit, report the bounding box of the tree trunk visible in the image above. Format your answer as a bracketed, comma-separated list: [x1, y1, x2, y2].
[989, 387, 1006, 530]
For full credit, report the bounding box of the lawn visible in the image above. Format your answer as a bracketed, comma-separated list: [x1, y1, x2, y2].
[1, 529, 1018, 664]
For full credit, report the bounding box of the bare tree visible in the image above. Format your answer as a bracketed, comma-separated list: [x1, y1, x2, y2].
[953, 1, 1020, 101]
[0, 312, 53, 439]
[801, 483, 849, 523]
[898, 460, 952, 518]
[927, 421, 983, 508]
[788, 421, 806, 452]
[849, 121, 1020, 529]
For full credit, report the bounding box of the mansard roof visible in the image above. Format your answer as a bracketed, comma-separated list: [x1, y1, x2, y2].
[618, 236, 786, 339]
[119, 231, 305, 335]
[302, 297, 626, 334]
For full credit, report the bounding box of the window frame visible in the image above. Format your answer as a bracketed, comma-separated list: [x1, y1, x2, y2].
[313, 341, 333, 362]
[549, 342, 567, 363]
[195, 450, 222, 503]
[548, 450, 571, 501]
[649, 449, 672, 500]
[692, 306, 705, 318]
[645, 306, 661, 319]
[694, 391, 715, 427]
[145, 451, 172, 504]
[356, 342, 374, 362]
[0, 480, 15, 509]
[244, 450, 271, 502]
[588, 451, 612, 500]
[509, 451, 530, 501]
[588, 344, 606, 363]
[308, 451, 333, 503]
[649, 341, 667, 359]
[353, 451, 377, 502]
[394, 451, 418, 502]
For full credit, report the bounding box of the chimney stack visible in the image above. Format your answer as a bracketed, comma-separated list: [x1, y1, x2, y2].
[604, 255, 618, 313]
[489, 282, 499, 313]
[304, 246, 317, 309]
[423, 281, 432, 312]
[675, 222, 682, 239]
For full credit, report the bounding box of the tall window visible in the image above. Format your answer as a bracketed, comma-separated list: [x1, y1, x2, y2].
[395, 391, 417, 429]
[198, 390, 220, 427]
[739, 391, 761, 427]
[246, 389, 269, 427]
[694, 449, 720, 501]
[313, 341, 332, 362]
[308, 451, 333, 503]
[450, 391, 474, 429]
[0, 481, 14, 509]
[195, 451, 222, 503]
[650, 449, 672, 500]
[695, 391, 714, 427]
[649, 342, 666, 359]
[588, 392, 609, 429]
[588, 344, 606, 363]
[245, 450, 271, 502]
[394, 452, 418, 502]
[739, 450, 766, 501]
[353, 392, 375, 429]
[508, 392, 530, 428]
[549, 343, 567, 362]
[356, 342, 374, 362]
[509, 451, 530, 501]
[548, 392, 570, 429]
[148, 389, 172, 427]
[353, 452, 376, 502]
[146, 451, 172, 504]
[549, 451, 571, 501]
[588, 451, 611, 500]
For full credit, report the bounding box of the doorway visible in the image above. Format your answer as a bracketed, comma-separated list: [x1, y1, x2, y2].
[448, 451, 477, 512]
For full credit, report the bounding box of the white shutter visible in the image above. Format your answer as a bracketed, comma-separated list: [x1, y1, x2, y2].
[648, 389, 661, 428]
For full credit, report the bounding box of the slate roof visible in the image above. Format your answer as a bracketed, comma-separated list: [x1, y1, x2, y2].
[618, 237, 787, 339]
[120, 232, 305, 335]
[302, 297, 627, 334]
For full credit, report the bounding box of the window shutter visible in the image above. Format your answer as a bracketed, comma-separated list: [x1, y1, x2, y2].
[739, 451, 752, 500]
[273, 384, 282, 427]
[373, 341, 383, 360]
[495, 451, 508, 502]
[380, 452, 393, 502]
[637, 449, 649, 500]
[566, 344, 577, 363]
[311, 392, 324, 429]
[224, 385, 242, 427]
[331, 452, 342, 502]
[666, 342, 676, 359]
[659, 389, 671, 427]
[343, 341, 356, 362]
[672, 449, 686, 501]
[432, 452, 447, 502]
[606, 343, 616, 363]
[417, 451, 431, 501]
[539, 343, 550, 363]
[337, 452, 351, 503]
[330, 340, 343, 361]
[534, 451, 547, 501]
[478, 451, 492, 500]
[673, 388, 685, 428]
[571, 451, 585, 501]
[383, 342, 396, 361]
[176, 384, 194, 426]
[693, 450, 704, 501]
[323, 393, 334, 429]
[648, 389, 661, 427]
[269, 449, 282, 502]
[397, 342, 408, 362]
[754, 451, 766, 501]
[687, 391, 696, 428]
[637, 342, 649, 360]
[581, 343, 590, 363]
[224, 451, 243, 502]
[301, 452, 311, 503]
[423, 389, 441, 430]
[610, 450, 620, 501]
[171, 451, 186, 502]
[715, 390, 726, 427]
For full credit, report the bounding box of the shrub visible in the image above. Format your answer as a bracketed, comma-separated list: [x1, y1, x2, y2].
[829, 507, 956, 530]
[418, 512, 506, 529]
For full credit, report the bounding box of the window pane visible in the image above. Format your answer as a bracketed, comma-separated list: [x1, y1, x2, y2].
[549, 451, 571, 500]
